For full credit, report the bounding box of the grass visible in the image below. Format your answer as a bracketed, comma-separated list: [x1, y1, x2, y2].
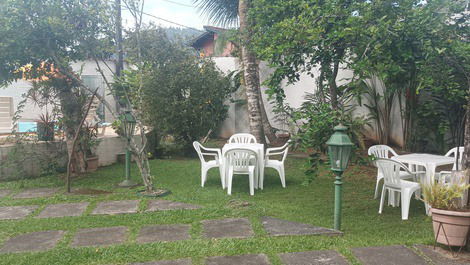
[0, 156, 433, 265]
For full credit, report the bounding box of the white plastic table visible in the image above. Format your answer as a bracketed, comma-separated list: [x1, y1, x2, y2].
[221, 143, 265, 189]
[393, 153, 455, 214]
[392, 153, 455, 185]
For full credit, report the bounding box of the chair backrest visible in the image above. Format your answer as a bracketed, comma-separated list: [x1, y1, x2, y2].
[228, 133, 257, 144]
[193, 141, 206, 163]
[368, 145, 398, 159]
[375, 158, 411, 187]
[445, 146, 464, 170]
[225, 148, 257, 172]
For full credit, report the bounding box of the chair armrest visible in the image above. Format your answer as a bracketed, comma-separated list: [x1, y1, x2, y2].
[200, 146, 222, 157]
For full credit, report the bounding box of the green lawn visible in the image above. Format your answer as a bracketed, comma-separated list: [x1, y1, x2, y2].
[0, 156, 433, 265]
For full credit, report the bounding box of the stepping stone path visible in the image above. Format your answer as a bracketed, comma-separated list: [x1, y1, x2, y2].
[36, 202, 89, 218]
[0, 189, 12, 198]
[0, 230, 65, 253]
[415, 245, 470, 265]
[92, 200, 139, 215]
[352, 245, 427, 265]
[72, 226, 128, 247]
[0, 205, 38, 220]
[146, 200, 201, 212]
[202, 218, 254, 239]
[206, 254, 271, 265]
[137, 224, 191, 243]
[13, 188, 60, 199]
[261, 216, 342, 237]
[132, 259, 192, 265]
[280, 250, 349, 265]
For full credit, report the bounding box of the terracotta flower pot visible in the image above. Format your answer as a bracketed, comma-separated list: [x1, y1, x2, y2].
[86, 156, 99, 172]
[431, 208, 470, 247]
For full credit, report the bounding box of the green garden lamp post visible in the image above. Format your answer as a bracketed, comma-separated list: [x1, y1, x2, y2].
[119, 111, 137, 187]
[326, 124, 354, 231]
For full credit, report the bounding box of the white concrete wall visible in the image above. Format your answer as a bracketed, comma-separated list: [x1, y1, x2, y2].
[0, 135, 129, 180]
[212, 56, 404, 146]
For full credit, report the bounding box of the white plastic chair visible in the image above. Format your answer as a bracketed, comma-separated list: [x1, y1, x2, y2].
[368, 145, 412, 199]
[193, 141, 224, 188]
[376, 159, 424, 220]
[265, 141, 290, 188]
[437, 146, 464, 184]
[225, 148, 258, 196]
[228, 133, 257, 144]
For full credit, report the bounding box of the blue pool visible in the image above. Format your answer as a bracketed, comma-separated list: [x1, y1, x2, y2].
[18, 122, 37, 133]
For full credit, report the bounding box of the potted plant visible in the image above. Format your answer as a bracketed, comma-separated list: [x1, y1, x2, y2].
[36, 112, 55, 141]
[80, 123, 100, 172]
[422, 177, 470, 247]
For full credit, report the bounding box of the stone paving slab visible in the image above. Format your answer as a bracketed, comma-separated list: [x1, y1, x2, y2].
[132, 259, 192, 265]
[71, 226, 128, 247]
[137, 224, 191, 243]
[0, 230, 65, 253]
[206, 254, 271, 265]
[13, 188, 60, 199]
[279, 250, 349, 265]
[202, 218, 254, 239]
[91, 200, 139, 215]
[36, 202, 89, 218]
[261, 217, 342, 237]
[415, 244, 470, 265]
[0, 205, 39, 220]
[0, 189, 12, 198]
[352, 245, 427, 265]
[146, 200, 201, 212]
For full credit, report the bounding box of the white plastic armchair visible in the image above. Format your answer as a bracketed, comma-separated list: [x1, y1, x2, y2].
[265, 140, 290, 188]
[437, 146, 464, 184]
[228, 133, 257, 144]
[368, 145, 412, 199]
[193, 141, 224, 188]
[376, 158, 425, 220]
[225, 148, 258, 196]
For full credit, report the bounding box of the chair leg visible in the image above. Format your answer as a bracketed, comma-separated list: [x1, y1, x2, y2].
[201, 168, 207, 187]
[218, 167, 225, 189]
[227, 171, 233, 195]
[279, 166, 286, 188]
[401, 189, 413, 220]
[379, 185, 386, 214]
[374, 175, 382, 199]
[249, 172, 254, 196]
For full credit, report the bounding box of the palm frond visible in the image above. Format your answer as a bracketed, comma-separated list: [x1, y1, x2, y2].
[193, 0, 239, 28]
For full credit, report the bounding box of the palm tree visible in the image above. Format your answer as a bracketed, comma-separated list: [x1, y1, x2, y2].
[194, 0, 276, 144]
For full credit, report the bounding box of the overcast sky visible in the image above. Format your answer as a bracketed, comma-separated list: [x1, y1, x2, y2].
[122, 0, 208, 30]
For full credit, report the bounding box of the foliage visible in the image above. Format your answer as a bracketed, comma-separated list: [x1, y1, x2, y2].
[421, 181, 470, 211]
[117, 29, 236, 151]
[291, 93, 368, 184]
[250, 0, 361, 109]
[351, 0, 469, 151]
[193, 0, 239, 27]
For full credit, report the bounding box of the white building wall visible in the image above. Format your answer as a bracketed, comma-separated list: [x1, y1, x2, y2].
[213, 56, 404, 146]
[0, 60, 118, 128]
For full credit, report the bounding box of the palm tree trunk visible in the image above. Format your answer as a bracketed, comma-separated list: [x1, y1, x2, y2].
[239, 0, 265, 144]
[258, 85, 277, 143]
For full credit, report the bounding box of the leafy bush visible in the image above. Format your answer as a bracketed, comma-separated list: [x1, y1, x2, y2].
[292, 94, 368, 184]
[117, 29, 236, 153]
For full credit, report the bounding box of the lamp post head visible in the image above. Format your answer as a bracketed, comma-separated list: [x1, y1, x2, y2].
[326, 124, 354, 172]
[121, 111, 136, 140]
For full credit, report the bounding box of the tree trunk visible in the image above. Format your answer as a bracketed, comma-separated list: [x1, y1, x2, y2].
[255, 64, 277, 143]
[463, 86, 470, 206]
[239, 0, 265, 144]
